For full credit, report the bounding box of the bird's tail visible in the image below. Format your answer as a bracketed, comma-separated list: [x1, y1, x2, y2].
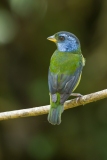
[48, 104, 64, 125]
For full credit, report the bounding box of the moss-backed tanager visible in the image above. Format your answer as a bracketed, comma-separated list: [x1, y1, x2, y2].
[47, 31, 85, 125]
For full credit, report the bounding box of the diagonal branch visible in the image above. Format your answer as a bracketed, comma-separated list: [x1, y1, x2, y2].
[0, 89, 107, 121]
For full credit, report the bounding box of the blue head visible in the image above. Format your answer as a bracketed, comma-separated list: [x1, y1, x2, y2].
[47, 31, 80, 52]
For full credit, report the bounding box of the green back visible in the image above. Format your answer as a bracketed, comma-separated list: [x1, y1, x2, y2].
[50, 49, 83, 75]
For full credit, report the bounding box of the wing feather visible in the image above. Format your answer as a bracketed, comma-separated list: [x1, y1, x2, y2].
[48, 64, 83, 104]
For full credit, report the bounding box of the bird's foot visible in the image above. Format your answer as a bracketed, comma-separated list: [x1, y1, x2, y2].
[70, 93, 83, 103]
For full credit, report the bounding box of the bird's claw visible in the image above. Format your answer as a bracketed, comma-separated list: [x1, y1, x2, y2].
[70, 93, 83, 103]
[76, 94, 83, 103]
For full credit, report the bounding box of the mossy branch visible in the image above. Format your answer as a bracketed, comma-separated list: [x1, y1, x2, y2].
[0, 89, 107, 121]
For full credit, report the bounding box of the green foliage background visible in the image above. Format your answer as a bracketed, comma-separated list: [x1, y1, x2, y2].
[0, 0, 107, 159]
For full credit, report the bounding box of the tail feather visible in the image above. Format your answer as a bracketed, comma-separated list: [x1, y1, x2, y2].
[48, 105, 64, 125]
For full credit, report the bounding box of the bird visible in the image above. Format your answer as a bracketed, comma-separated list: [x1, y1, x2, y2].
[47, 31, 85, 125]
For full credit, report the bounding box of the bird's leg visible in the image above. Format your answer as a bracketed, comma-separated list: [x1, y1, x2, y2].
[70, 93, 83, 103]
[70, 93, 83, 97]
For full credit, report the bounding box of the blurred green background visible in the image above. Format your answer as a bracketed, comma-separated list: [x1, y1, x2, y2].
[0, 0, 107, 159]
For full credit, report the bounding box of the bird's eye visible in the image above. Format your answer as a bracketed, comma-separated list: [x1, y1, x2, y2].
[58, 36, 65, 41]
